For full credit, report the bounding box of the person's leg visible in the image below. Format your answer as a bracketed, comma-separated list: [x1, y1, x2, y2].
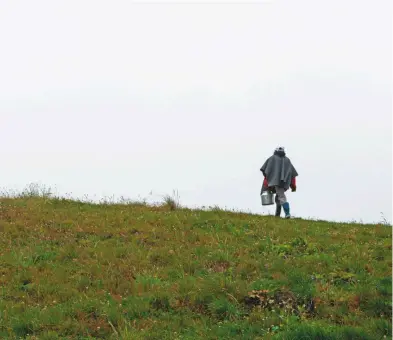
[274, 194, 281, 217]
[275, 187, 290, 218]
[282, 201, 291, 219]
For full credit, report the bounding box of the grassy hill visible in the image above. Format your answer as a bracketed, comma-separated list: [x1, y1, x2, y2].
[0, 191, 391, 339]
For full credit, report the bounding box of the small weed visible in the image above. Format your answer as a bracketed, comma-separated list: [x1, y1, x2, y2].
[20, 182, 54, 198]
[379, 212, 392, 226]
[162, 190, 180, 211]
[286, 271, 316, 302]
[277, 322, 374, 340]
[208, 298, 243, 320]
[376, 277, 392, 296]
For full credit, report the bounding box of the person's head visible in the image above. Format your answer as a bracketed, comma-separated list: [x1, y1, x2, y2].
[274, 146, 286, 157]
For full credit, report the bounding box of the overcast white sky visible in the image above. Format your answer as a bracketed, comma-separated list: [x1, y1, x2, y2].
[0, 0, 391, 223]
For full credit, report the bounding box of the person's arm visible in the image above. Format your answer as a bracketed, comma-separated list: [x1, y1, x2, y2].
[290, 177, 297, 192]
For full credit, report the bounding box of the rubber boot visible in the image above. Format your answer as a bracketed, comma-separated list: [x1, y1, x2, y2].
[282, 202, 291, 219]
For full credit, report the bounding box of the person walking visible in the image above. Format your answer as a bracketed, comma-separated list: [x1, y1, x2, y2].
[260, 147, 298, 218]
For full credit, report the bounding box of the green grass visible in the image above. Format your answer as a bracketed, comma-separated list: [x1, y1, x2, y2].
[0, 188, 391, 339]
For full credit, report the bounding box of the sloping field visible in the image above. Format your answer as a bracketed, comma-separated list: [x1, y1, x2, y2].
[0, 195, 391, 339]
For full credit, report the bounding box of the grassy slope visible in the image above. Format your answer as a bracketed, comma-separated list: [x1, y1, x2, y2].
[0, 196, 391, 340]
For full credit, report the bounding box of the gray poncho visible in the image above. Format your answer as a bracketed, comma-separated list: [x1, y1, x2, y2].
[260, 153, 298, 190]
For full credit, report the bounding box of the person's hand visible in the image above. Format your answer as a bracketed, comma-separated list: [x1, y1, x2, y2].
[291, 186, 297, 192]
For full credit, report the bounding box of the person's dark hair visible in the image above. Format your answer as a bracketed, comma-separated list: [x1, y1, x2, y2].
[274, 146, 286, 157]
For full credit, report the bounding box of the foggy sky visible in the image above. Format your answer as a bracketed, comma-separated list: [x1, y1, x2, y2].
[1, 0, 391, 223]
